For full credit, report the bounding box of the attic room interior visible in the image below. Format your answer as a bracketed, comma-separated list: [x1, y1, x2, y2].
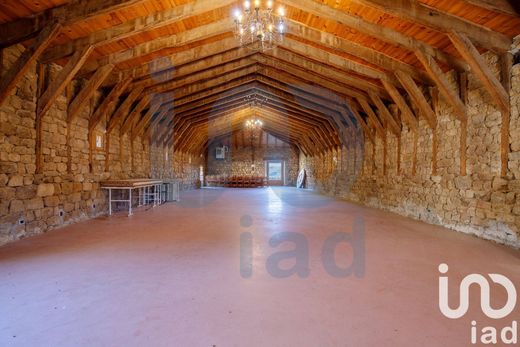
[1, 0, 520, 345]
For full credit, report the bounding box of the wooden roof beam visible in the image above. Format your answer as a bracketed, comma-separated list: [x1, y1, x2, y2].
[0, 0, 148, 47]
[448, 31, 510, 114]
[394, 71, 437, 129]
[37, 45, 93, 117]
[284, 20, 431, 84]
[107, 87, 144, 134]
[415, 50, 467, 122]
[79, 19, 234, 76]
[462, 0, 519, 17]
[0, 23, 61, 106]
[380, 79, 420, 131]
[89, 77, 132, 132]
[68, 64, 114, 122]
[40, 0, 237, 62]
[368, 91, 401, 136]
[348, 0, 511, 52]
[278, 0, 467, 70]
[357, 98, 386, 138]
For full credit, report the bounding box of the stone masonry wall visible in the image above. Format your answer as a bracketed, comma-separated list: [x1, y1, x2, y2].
[0, 45, 197, 246]
[301, 52, 520, 248]
[206, 130, 299, 185]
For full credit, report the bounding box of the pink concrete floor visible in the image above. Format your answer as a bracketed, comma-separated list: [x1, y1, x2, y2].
[1, 187, 519, 346]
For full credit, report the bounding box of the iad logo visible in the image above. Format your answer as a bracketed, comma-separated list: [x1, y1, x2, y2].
[438, 263, 518, 345]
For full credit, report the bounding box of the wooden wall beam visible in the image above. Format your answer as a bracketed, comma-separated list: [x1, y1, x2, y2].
[107, 87, 144, 134]
[40, 0, 236, 62]
[381, 79, 419, 131]
[415, 49, 467, 122]
[395, 70, 437, 129]
[278, 0, 466, 70]
[89, 77, 132, 132]
[368, 91, 400, 136]
[67, 64, 114, 122]
[0, 23, 61, 106]
[349, 0, 511, 52]
[0, 0, 147, 47]
[37, 46, 93, 117]
[449, 31, 510, 114]
[120, 95, 150, 136]
[357, 98, 386, 138]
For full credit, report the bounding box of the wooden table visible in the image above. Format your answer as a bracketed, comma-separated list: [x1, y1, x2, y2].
[100, 179, 163, 216]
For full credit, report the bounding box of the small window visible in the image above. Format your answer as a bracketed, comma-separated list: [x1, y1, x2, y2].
[91, 131, 105, 151]
[95, 134, 103, 148]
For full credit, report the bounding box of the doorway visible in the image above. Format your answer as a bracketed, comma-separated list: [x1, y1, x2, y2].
[266, 160, 284, 186]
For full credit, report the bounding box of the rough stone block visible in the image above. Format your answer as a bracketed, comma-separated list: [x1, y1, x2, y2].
[36, 183, 55, 197]
[24, 198, 43, 210]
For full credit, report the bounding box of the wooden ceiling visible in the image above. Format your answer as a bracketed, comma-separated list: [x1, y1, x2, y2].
[0, 0, 519, 157]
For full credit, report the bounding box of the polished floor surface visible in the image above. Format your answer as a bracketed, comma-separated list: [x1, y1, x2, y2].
[1, 187, 519, 346]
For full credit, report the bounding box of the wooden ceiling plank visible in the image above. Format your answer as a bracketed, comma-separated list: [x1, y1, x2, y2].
[380, 79, 419, 131]
[448, 31, 510, 114]
[415, 49, 467, 122]
[460, 0, 518, 18]
[37, 45, 94, 118]
[80, 19, 234, 76]
[0, 23, 61, 106]
[349, 0, 511, 51]
[394, 70, 437, 129]
[41, 0, 236, 62]
[278, 0, 467, 70]
[0, 0, 148, 47]
[285, 20, 431, 84]
[68, 64, 114, 122]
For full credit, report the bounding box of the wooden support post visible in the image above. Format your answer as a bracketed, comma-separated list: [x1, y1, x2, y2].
[105, 133, 111, 172]
[372, 141, 376, 175]
[412, 130, 418, 176]
[0, 23, 61, 106]
[459, 72, 469, 176]
[131, 137, 135, 173]
[397, 135, 401, 175]
[35, 63, 47, 174]
[430, 87, 439, 175]
[383, 133, 387, 176]
[500, 52, 513, 177]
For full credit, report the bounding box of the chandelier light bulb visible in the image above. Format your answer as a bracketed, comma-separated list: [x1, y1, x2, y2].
[233, 0, 285, 52]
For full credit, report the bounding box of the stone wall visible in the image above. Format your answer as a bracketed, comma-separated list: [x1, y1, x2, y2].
[206, 130, 299, 185]
[0, 45, 198, 246]
[301, 53, 520, 248]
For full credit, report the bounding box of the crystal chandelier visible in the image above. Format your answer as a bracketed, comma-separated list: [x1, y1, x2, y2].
[246, 118, 263, 129]
[233, 0, 286, 51]
[244, 93, 266, 130]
